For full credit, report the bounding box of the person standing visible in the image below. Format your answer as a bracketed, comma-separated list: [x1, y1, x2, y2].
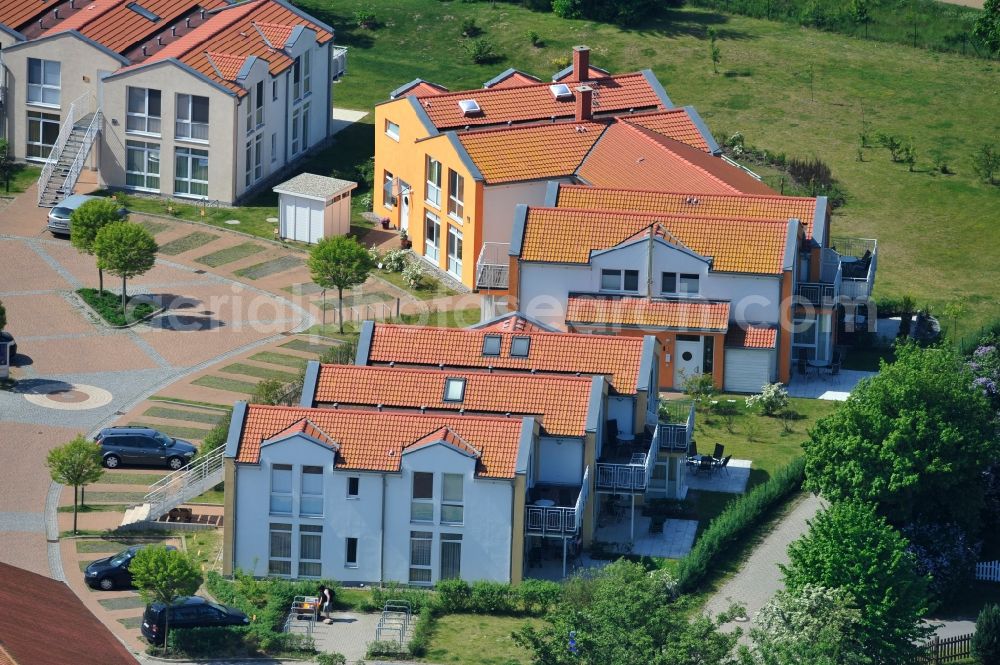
[314, 585, 327, 623]
[320, 585, 334, 624]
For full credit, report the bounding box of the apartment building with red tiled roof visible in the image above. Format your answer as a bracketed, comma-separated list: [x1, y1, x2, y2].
[0, 0, 345, 205]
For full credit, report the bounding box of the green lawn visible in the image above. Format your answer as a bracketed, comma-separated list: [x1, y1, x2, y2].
[192, 375, 259, 394]
[305, 307, 482, 337]
[139, 220, 170, 235]
[157, 231, 220, 255]
[280, 338, 337, 355]
[4, 164, 41, 194]
[121, 196, 280, 239]
[143, 406, 227, 425]
[127, 422, 212, 440]
[422, 614, 545, 665]
[248, 351, 311, 369]
[184, 530, 223, 573]
[302, 0, 1000, 330]
[220, 362, 300, 383]
[95, 472, 166, 485]
[192, 488, 224, 505]
[233, 255, 304, 279]
[148, 395, 233, 411]
[377, 268, 459, 301]
[194, 242, 265, 268]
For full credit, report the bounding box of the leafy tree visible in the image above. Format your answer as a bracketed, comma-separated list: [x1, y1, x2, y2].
[0, 138, 15, 193]
[513, 560, 740, 665]
[781, 502, 931, 663]
[739, 585, 871, 665]
[45, 435, 103, 534]
[708, 28, 722, 73]
[680, 370, 716, 408]
[902, 521, 979, 608]
[251, 377, 292, 405]
[802, 343, 999, 531]
[70, 199, 124, 294]
[92, 221, 158, 313]
[198, 412, 231, 458]
[972, 603, 1000, 665]
[973, 0, 1000, 54]
[307, 236, 375, 334]
[129, 546, 203, 654]
[849, 0, 873, 39]
[972, 143, 1000, 185]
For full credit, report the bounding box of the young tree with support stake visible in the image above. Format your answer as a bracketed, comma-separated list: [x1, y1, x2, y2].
[70, 199, 125, 294]
[129, 546, 202, 655]
[45, 435, 104, 534]
[308, 236, 375, 335]
[93, 221, 158, 314]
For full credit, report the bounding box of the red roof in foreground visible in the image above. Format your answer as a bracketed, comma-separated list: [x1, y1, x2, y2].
[236, 405, 527, 478]
[0, 562, 136, 665]
[725, 324, 778, 349]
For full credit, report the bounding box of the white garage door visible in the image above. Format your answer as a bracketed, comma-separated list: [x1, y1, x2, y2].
[281, 195, 323, 244]
[724, 348, 774, 393]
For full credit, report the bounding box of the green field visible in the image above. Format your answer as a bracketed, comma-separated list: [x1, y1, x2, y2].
[422, 614, 545, 665]
[299, 0, 1000, 331]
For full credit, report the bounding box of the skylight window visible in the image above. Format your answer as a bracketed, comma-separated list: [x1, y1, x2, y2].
[126, 2, 160, 21]
[458, 99, 481, 116]
[482, 335, 502, 357]
[510, 336, 531, 358]
[549, 83, 572, 100]
[443, 377, 467, 402]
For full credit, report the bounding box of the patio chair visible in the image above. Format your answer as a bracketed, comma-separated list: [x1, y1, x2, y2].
[830, 350, 842, 376]
[712, 442, 725, 461]
[796, 348, 808, 377]
[715, 454, 732, 476]
[698, 455, 714, 474]
[687, 439, 698, 458]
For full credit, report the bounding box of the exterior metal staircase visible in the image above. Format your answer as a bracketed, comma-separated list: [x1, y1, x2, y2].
[120, 448, 225, 529]
[38, 93, 102, 207]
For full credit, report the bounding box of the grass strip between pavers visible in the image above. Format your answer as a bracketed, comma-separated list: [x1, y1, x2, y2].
[194, 242, 264, 267]
[143, 406, 226, 425]
[76, 540, 144, 554]
[157, 231, 219, 256]
[117, 617, 143, 629]
[127, 422, 212, 440]
[192, 375, 259, 394]
[84, 492, 147, 503]
[233, 254, 304, 280]
[139, 220, 170, 235]
[283, 283, 324, 296]
[58, 504, 128, 513]
[220, 363, 300, 383]
[99, 472, 166, 485]
[148, 395, 232, 411]
[280, 338, 336, 354]
[98, 595, 146, 611]
[248, 351, 310, 369]
[314, 291, 394, 310]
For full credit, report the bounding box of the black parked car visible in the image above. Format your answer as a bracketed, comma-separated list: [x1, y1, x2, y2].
[141, 596, 250, 644]
[95, 426, 197, 470]
[84, 544, 177, 590]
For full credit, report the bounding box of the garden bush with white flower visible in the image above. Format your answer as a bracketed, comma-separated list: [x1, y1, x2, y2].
[381, 248, 407, 273]
[401, 261, 424, 289]
[746, 382, 789, 416]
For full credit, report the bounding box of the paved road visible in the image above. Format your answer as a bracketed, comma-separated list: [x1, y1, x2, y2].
[703, 492, 824, 630]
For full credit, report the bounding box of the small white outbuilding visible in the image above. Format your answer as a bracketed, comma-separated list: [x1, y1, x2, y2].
[273, 173, 357, 244]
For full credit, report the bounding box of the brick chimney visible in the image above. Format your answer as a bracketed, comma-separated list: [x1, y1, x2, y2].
[573, 45, 590, 82]
[575, 85, 593, 122]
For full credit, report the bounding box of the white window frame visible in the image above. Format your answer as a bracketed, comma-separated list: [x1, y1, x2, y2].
[345, 537, 358, 568]
[662, 271, 700, 296]
[441, 473, 464, 525]
[425, 156, 442, 208]
[447, 226, 463, 278]
[440, 533, 462, 580]
[126, 87, 161, 136]
[268, 523, 292, 576]
[254, 133, 262, 180]
[301, 103, 310, 150]
[300, 465, 324, 517]
[303, 50, 312, 96]
[125, 140, 160, 192]
[25, 111, 60, 161]
[601, 269, 639, 293]
[298, 524, 322, 577]
[269, 464, 293, 515]
[385, 119, 400, 141]
[174, 147, 209, 198]
[411, 471, 434, 523]
[27, 58, 60, 107]
[175, 94, 209, 143]
[409, 530, 433, 584]
[447, 169, 464, 222]
[346, 476, 360, 499]
[383, 171, 396, 208]
[424, 211, 440, 262]
[292, 57, 302, 101]
[255, 80, 265, 127]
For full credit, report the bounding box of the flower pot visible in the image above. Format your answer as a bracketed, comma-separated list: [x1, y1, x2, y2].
[401, 238, 412, 249]
[381, 219, 390, 229]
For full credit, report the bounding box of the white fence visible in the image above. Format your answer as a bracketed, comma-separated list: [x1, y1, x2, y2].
[975, 560, 1000, 582]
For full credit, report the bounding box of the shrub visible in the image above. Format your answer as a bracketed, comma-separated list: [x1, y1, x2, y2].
[401, 260, 424, 289]
[199, 412, 232, 458]
[319, 339, 358, 365]
[363, 582, 434, 613]
[745, 382, 790, 416]
[316, 654, 347, 665]
[680, 371, 716, 406]
[366, 640, 407, 658]
[516, 579, 562, 615]
[434, 579, 471, 613]
[902, 521, 980, 608]
[354, 157, 375, 188]
[470, 580, 516, 614]
[76, 288, 154, 326]
[526, 30, 543, 46]
[973, 604, 1000, 665]
[972, 143, 1000, 185]
[381, 249, 407, 273]
[551, 0, 582, 18]
[465, 37, 501, 64]
[367, 244, 382, 266]
[353, 5, 376, 28]
[358, 192, 372, 211]
[787, 156, 835, 188]
[461, 17, 481, 37]
[408, 607, 435, 657]
[675, 458, 805, 592]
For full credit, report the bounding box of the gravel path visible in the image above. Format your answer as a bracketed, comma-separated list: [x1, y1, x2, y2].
[703, 492, 824, 630]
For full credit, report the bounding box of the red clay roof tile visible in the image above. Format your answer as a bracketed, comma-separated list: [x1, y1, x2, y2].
[725, 324, 778, 349]
[519, 207, 790, 274]
[486, 71, 542, 88]
[313, 364, 593, 437]
[405, 426, 481, 457]
[555, 184, 820, 239]
[236, 405, 526, 478]
[623, 108, 711, 152]
[475, 313, 553, 333]
[207, 51, 248, 80]
[566, 296, 730, 332]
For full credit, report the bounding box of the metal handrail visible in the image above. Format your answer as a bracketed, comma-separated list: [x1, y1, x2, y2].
[144, 447, 224, 514]
[37, 92, 90, 204]
[595, 460, 647, 492]
[331, 45, 348, 78]
[56, 111, 101, 198]
[475, 242, 511, 290]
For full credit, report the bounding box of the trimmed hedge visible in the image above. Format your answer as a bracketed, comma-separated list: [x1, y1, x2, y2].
[430, 578, 561, 616]
[675, 458, 806, 593]
[407, 606, 435, 657]
[76, 287, 155, 326]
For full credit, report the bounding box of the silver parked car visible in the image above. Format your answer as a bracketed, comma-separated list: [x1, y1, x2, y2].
[47, 194, 126, 236]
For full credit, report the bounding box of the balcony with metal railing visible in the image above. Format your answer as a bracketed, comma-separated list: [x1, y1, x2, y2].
[525, 467, 589, 538]
[832, 237, 877, 301]
[475, 242, 510, 291]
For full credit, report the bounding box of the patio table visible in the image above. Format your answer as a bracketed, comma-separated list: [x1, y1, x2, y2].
[534, 499, 555, 507]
